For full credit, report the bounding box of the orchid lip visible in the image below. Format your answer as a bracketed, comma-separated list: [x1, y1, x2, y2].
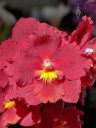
[40, 70, 58, 83]
[34, 59, 63, 83]
[3, 100, 15, 109]
[34, 69, 63, 83]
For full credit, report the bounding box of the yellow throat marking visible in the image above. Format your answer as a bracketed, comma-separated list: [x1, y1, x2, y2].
[40, 70, 58, 82]
[34, 59, 63, 83]
[4, 101, 15, 109]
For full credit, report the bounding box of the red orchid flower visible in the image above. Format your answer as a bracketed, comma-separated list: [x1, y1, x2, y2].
[0, 99, 40, 128]
[0, 16, 93, 104]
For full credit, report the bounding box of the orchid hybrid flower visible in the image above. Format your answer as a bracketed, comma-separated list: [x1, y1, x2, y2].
[0, 15, 96, 127]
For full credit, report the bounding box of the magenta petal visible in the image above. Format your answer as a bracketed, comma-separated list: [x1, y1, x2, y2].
[12, 18, 40, 41]
[20, 112, 34, 126]
[0, 39, 19, 69]
[70, 16, 94, 46]
[52, 43, 92, 80]
[0, 108, 20, 127]
[17, 84, 40, 105]
[0, 71, 8, 88]
[5, 53, 42, 85]
[0, 89, 5, 113]
[33, 81, 64, 103]
[62, 79, 81, 103]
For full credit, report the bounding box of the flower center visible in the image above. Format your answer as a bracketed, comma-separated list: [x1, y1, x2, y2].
[40, 70, 58, 82]
[4, 100, 15, 109]
[43, 59, 53, 69]
[35, 59, 63, 83]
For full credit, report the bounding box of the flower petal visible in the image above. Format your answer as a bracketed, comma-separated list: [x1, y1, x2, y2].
[0, 71, 8, 88]
[0, 107, 20, 127]
[20, 112, 35, 126]
[33, 81, 64, 103]
[69, 16, 94, 46]
[62, 79, 81, 103]
[5, 53, 42, 85]
[17, 84, 40, 105]
[52, 43, 92, 80]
